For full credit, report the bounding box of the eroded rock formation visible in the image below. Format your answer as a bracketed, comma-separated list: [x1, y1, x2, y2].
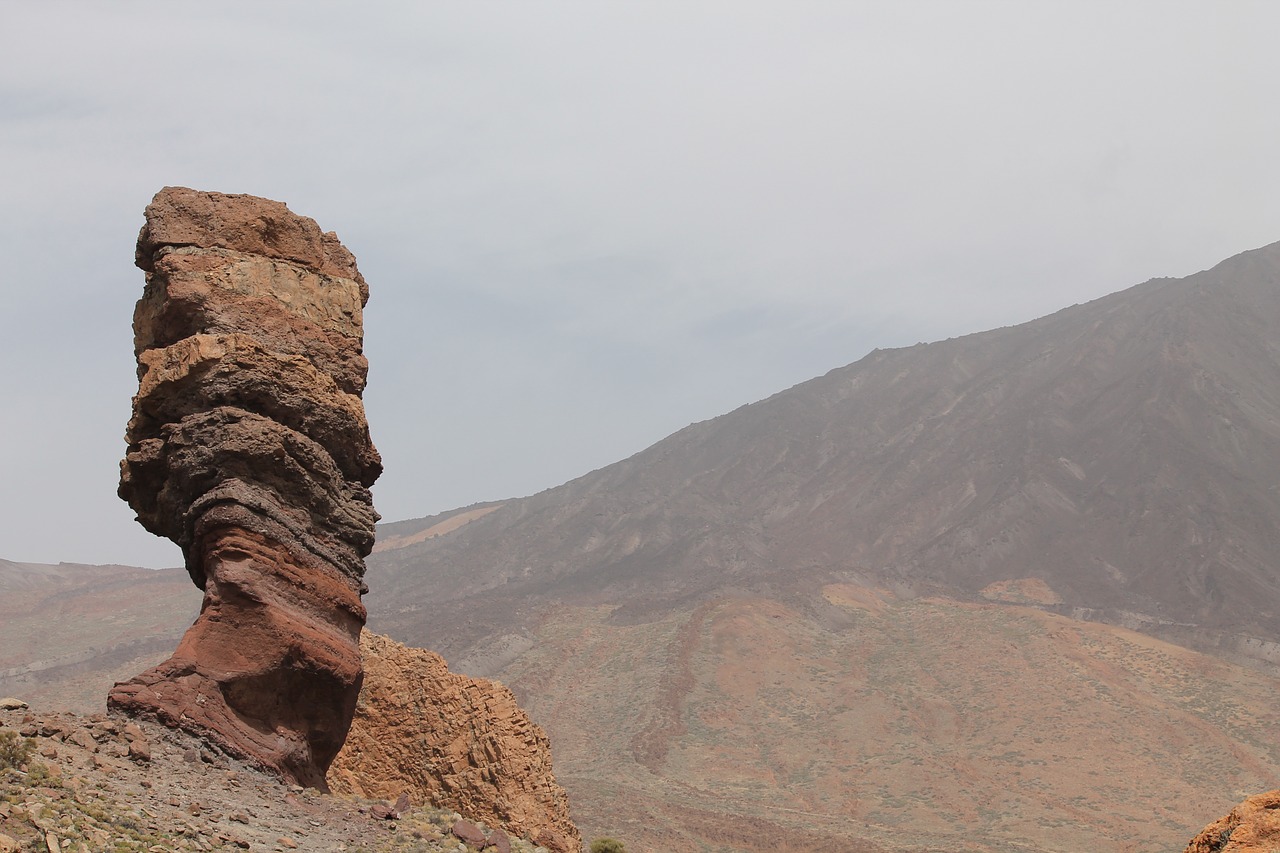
[328, 632, 581, 853]
[1185, 790, 1280, 853]
[109, 187, 381, 788]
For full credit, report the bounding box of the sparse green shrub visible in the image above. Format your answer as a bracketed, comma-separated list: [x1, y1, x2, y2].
[25, 761, 53, 784]
[590, 838, 628, 853]
[0, 730, 35, 770]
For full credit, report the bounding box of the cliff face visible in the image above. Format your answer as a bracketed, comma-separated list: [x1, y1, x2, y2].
[1185, 791, 1280, 853]
[328, 632, 580, 853]
[109, 187, 381, 789]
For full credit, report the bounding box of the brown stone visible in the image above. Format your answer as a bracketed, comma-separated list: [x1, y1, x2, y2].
[1185, 789, 1280, 853]
[132, 186, 371, 397]
[108, 187, 380, 790]
[485, 828, 512, 853]
[533, 828, 575, 853]
[128, 739, 151, 762]
[452, 819, 487, 846]
[135, 186, 364, 287]
[329, 632, 580, 852]
[69, 729, 97, 752]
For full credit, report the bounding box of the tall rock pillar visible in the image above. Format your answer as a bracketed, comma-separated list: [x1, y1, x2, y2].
[108, 187, 382, 788]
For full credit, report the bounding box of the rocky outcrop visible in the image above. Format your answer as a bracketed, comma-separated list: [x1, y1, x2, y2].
[0, 702, 565, 853]
[109, 187, 381, 789]
[328, 632, 580, 853]
[1185, 790, 1280, 853]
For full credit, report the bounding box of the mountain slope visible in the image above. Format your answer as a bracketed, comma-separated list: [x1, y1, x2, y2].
[361, 241, 1280, 850]
[0, 560, 197, 710]
[368, 241, 1280, 658]
[485, 593, 1280, 852]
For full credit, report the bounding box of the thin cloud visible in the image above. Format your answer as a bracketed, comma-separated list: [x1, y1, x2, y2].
[1, 2, 1278, 566]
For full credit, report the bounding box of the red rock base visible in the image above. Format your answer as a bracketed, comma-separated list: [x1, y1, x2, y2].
[109, 527, 365, 789]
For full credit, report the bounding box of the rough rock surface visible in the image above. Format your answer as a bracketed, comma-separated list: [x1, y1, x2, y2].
[1185, 790, 1280, 853]
[0, 703, 561, 853]
[328, 632, 580, 852]
[109, 187, 381, 789]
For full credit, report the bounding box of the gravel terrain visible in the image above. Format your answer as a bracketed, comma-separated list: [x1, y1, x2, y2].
[0, 702, 547, 853]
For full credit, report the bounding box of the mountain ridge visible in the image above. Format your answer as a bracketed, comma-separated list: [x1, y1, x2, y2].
[367, 240, 1280, 667]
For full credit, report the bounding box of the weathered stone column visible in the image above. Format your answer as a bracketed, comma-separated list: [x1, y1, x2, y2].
[109, 187, 381, 788]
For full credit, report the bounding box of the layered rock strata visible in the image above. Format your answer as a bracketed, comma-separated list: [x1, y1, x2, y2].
[328, 632, 581, 853]
[109, 187, 381, 789]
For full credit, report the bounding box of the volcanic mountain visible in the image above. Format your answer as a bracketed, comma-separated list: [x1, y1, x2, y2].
[361, 240, 1280, 851]
[369, 240, 1280, 662]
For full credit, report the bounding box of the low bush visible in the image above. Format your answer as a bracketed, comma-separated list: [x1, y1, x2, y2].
[0, 729, 34, 770]
[589, 838, 628, 853]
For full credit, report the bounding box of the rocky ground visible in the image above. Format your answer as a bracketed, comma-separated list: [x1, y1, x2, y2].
[0, 702, 550, 853]
[1184, 789, 1280, 853]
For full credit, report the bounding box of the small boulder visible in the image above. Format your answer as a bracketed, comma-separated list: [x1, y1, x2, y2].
[533, 828, 577, 853]
[453, 819, 487, 847]
[0, 698, 27, 711]
[128, 738, 152, 762]
[69, 729, 97, 752]
[485, 828, 512, 853]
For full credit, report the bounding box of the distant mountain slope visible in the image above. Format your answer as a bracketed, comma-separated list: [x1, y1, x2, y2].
[359, 242, 1280, 850]
[473, 592, 1280, 853]
[0, 560, 196, 710]
[367, 241, 1280, 661]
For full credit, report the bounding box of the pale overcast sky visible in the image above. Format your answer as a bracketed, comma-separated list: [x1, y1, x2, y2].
[2, 2, 1278, 568]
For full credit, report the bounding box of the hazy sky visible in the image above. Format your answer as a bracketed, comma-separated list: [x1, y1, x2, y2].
[2, 2, 1278, 568]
